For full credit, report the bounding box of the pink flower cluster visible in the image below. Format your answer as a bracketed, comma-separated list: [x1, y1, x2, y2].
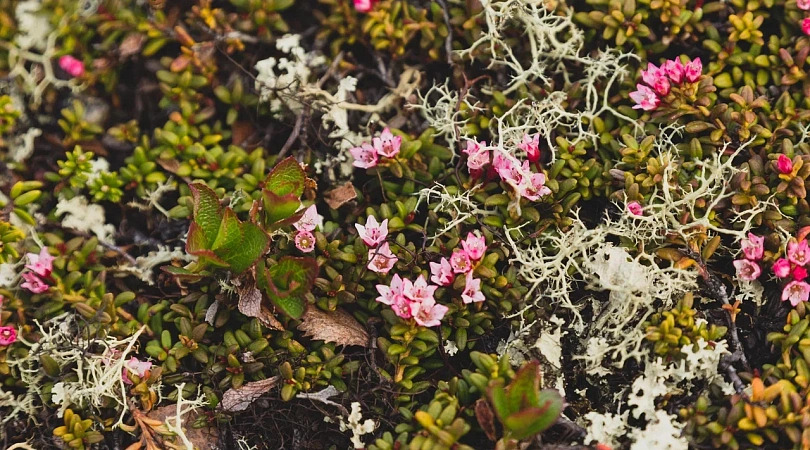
[21, 247, 54, 294]
[58, 55, 85, 78]
[629, 57, 702, 111]
[123, 357, 153, 385]
[430, 233, 487, 304]
[464, 137, 551, 201]
[799, 0, 810, 34]
[0, 326, 16, 346]
[353, 0, 379, 12]
[350, 128, 402, 169]
[376, 274, 448, 326]
[293, 205, 323, 253]
[733, 233, 810, 307]
[356, 216, 398, 274]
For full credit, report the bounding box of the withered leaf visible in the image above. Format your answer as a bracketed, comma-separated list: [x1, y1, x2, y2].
[145, 404, 219, 449]
[324, 182, 357, 210]
[220, 376, 279, 412]
[237, 285, 262, 319]
[475, 398, 497, 441]
[297, 307, 369, 347]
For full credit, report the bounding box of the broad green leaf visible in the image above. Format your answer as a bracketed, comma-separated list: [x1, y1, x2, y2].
[221, 222, 269, 274]
[488, 380, 511, 421]
[212, 209, 242, 254]
[189, 183, 222, 246]
[502, 391, 563, 439]
[261, 256, 318, 318]
[185, 222, 208, 254]
[265, 156, 306, 197]
[269, 294, 306, 320]
[506, 360, 541, 413]
[261, 190, 301, 226]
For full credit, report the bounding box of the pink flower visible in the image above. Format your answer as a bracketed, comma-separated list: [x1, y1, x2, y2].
[373, 128, 402, 158]
[350, 143, 378, 169]
[518, 133, 541, 163]
[461, 232, 487, 261]
[663, 59, 685, 84]
[21, 272, 48, 294]
[26, 247, 55, 278]
[493, 151, 522, 184]
[450, 249, 473, 274]
[740, 233, 764, 261]
[59, 55, 85, 78]
[640, 63, 662, 87]
[463, 140, 490, 171]
[777, 154, 794, 174]
[367, 242, 398, 274]
[733, 259, 761, 281]
[773, 258, 792, 278]
[376, 274, 404, 305]
[123, 357, 153, 385]
[788, 240, 810, 266]
[800, 0, 810, 10]
[629, 84, 660, 111]
[403, 275, 438, 304]
[461, 272, 485, 304]
[353, 0, 376, 12]
[803, 18, 810, 35]
[684, 58, 702, 82]
[794, 266, 808, 281]
[294, 230, 315, 253]
[519, 170, 552, 201]
[0, 326, 16, 346]
[430, 258, 454, 286]
[627, 201, 643, 216]
[294, 205, 323, 232]
[410, 297, 448, 327]
[355, 215, 388, 247]
[782, 280, 810, 306]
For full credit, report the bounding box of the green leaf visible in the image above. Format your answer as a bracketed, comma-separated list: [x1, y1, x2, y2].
[265, 156, 306, 198]
[502, 391, 563, 439]
[506, 360, 541, 413]
[261, 190, 302, 226]
[488, 380, 511, 420]
[211, 209, 242, 254]
[261, 256, 318, 318]
[220, 222, 270, 274]
[189, 183, 222, 246]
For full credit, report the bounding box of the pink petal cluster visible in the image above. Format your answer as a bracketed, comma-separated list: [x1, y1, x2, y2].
[349, 128, 401, 168]
[733, 259, 761, 281]
[21, 247, 54, 294]
[803, 18, 810, 35]
[734, 233, 765, 281]
[630, 58, 702, 111]
[376, 274, 447, 326]
[518, 133, 541, 163]
[0, 326, 16, 346]
[353, 0, 378, 12]
[772, 238, 810, 306]
[777, 154, 794, 175]
[429, 258, 454, 286]
[461, 232, 486, 261]
[123, 357, 153, 384]
[429, 234, 487, 304]
[356, 215, 389, 247]
[783, 280, 810, 306]
[492, 151, 552, 201]
[368, 242, 398, 274]
[294, 230, 316, 253]
[463, 140, 490, 171]
[627, 201, 643, 216]
[59, 55, 85, 78]
[800, 0, 810, 10]
[294, 205, 323, 232]
[461, 272, 485, 304]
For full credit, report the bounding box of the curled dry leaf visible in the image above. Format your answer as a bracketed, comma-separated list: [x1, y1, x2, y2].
[297, 307, 369, 347]
[220, 376, 280, 412]
[324, 181, 357, 210]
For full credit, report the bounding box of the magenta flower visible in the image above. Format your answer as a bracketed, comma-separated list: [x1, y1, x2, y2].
[627, 201, 643, 216]
[353, 0, 376, 12]
[123, 357, 153, 385]
[403, 275, 438, 304]
[803, 18, 810, 35]
[684, 58, 702, 82]
[800, 0, 810, 10]
[294, 230, 316, 253]
[794, 266, 808, 281]
[463, 140, 490, 171]
[367, 242, 397, 274]
[59, 55, 85, 78]
[294, 205, 323, 232]
[430, 257, 454, 286]
[640, 63, 663, 86]
[461, 232, 487, 261]
[782, 280, 810, 306]
[349, 143, 378, 169]
[461, 272, 485, 304]
[773, 258, 792, 278]
[410, 297, 448, 327]
[492, 152, 522, 185]
[373, 128, 402, 158]
[733, 259, 761, 281]
[788, 240, 810, 266]
[0, 326, 16, 346]
[663, 59, 685, 84]
[450, 249, 473, 274]
[21, 272, 48, 294]
[25, 247, 55, 278]
[355, 215, 388, 247]
[519, 170, 552, 201]
[518, 133, 541, 163]
[629, 84, 660, 111]
[777, 154, 794, 174]
[740, 233, 764, 261]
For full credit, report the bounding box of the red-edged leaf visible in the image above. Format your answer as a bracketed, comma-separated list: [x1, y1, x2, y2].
[261, 190, 302, 226]
[502, 390, 563, 440]
[265, 156, 306, 197]
[189, 183, 223, 246]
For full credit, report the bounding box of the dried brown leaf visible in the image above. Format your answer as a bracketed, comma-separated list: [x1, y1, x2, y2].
[324, 182, 357, 209]
[297, 307, 369, 347]
[220, 376, 280, 412]
[237, 285, 262, 319]
[145, 404, 219, 450]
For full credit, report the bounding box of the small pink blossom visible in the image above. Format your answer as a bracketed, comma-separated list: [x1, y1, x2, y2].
[367, 242, 398, 274]
[627, 201, 643, 216]
[403, 275, 438, 304]
[803, 18, 810, 35]
[0, 326, 16, 346]
[782, 280, 810, 306]
[353, 0, 375, 12]
[123, 357, 153, 385]
[800, 0, 810, 10]
[740, 233, 764, 261]
[463, 140, 490, 171]
[430, 258, 454, 286]
[349, 143, 378, 169]
[294, 230, 315, 253]
[777, 154, 794, 174]
[410, 297, 448, 327]
[355, 215, 388, 247]
[640, 63, 663, 87]
[794, 266, 808, 281]
[461, 272, 485, 304]
[519, 169, 552, 201]
[25, 247, 55, 278]
[461, 232, 487, 261]
[294, 205, 323, 232]
[629, 84, 660, 111]
[663, 59, 685, 84]
[518, 133, 541, 163]
[788, 240, 810, 266]
[773, 258, 792, 278]
[376, 274, 404, 305]
[373, 128, 402, 158]
[21, 272, 48, 294]
[59, 55, 85, 77]
[684, 58, 702, 82]
[492, 152, 522, 185]
[450, 249, 473, 274]
[733, 259, 761, 281]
